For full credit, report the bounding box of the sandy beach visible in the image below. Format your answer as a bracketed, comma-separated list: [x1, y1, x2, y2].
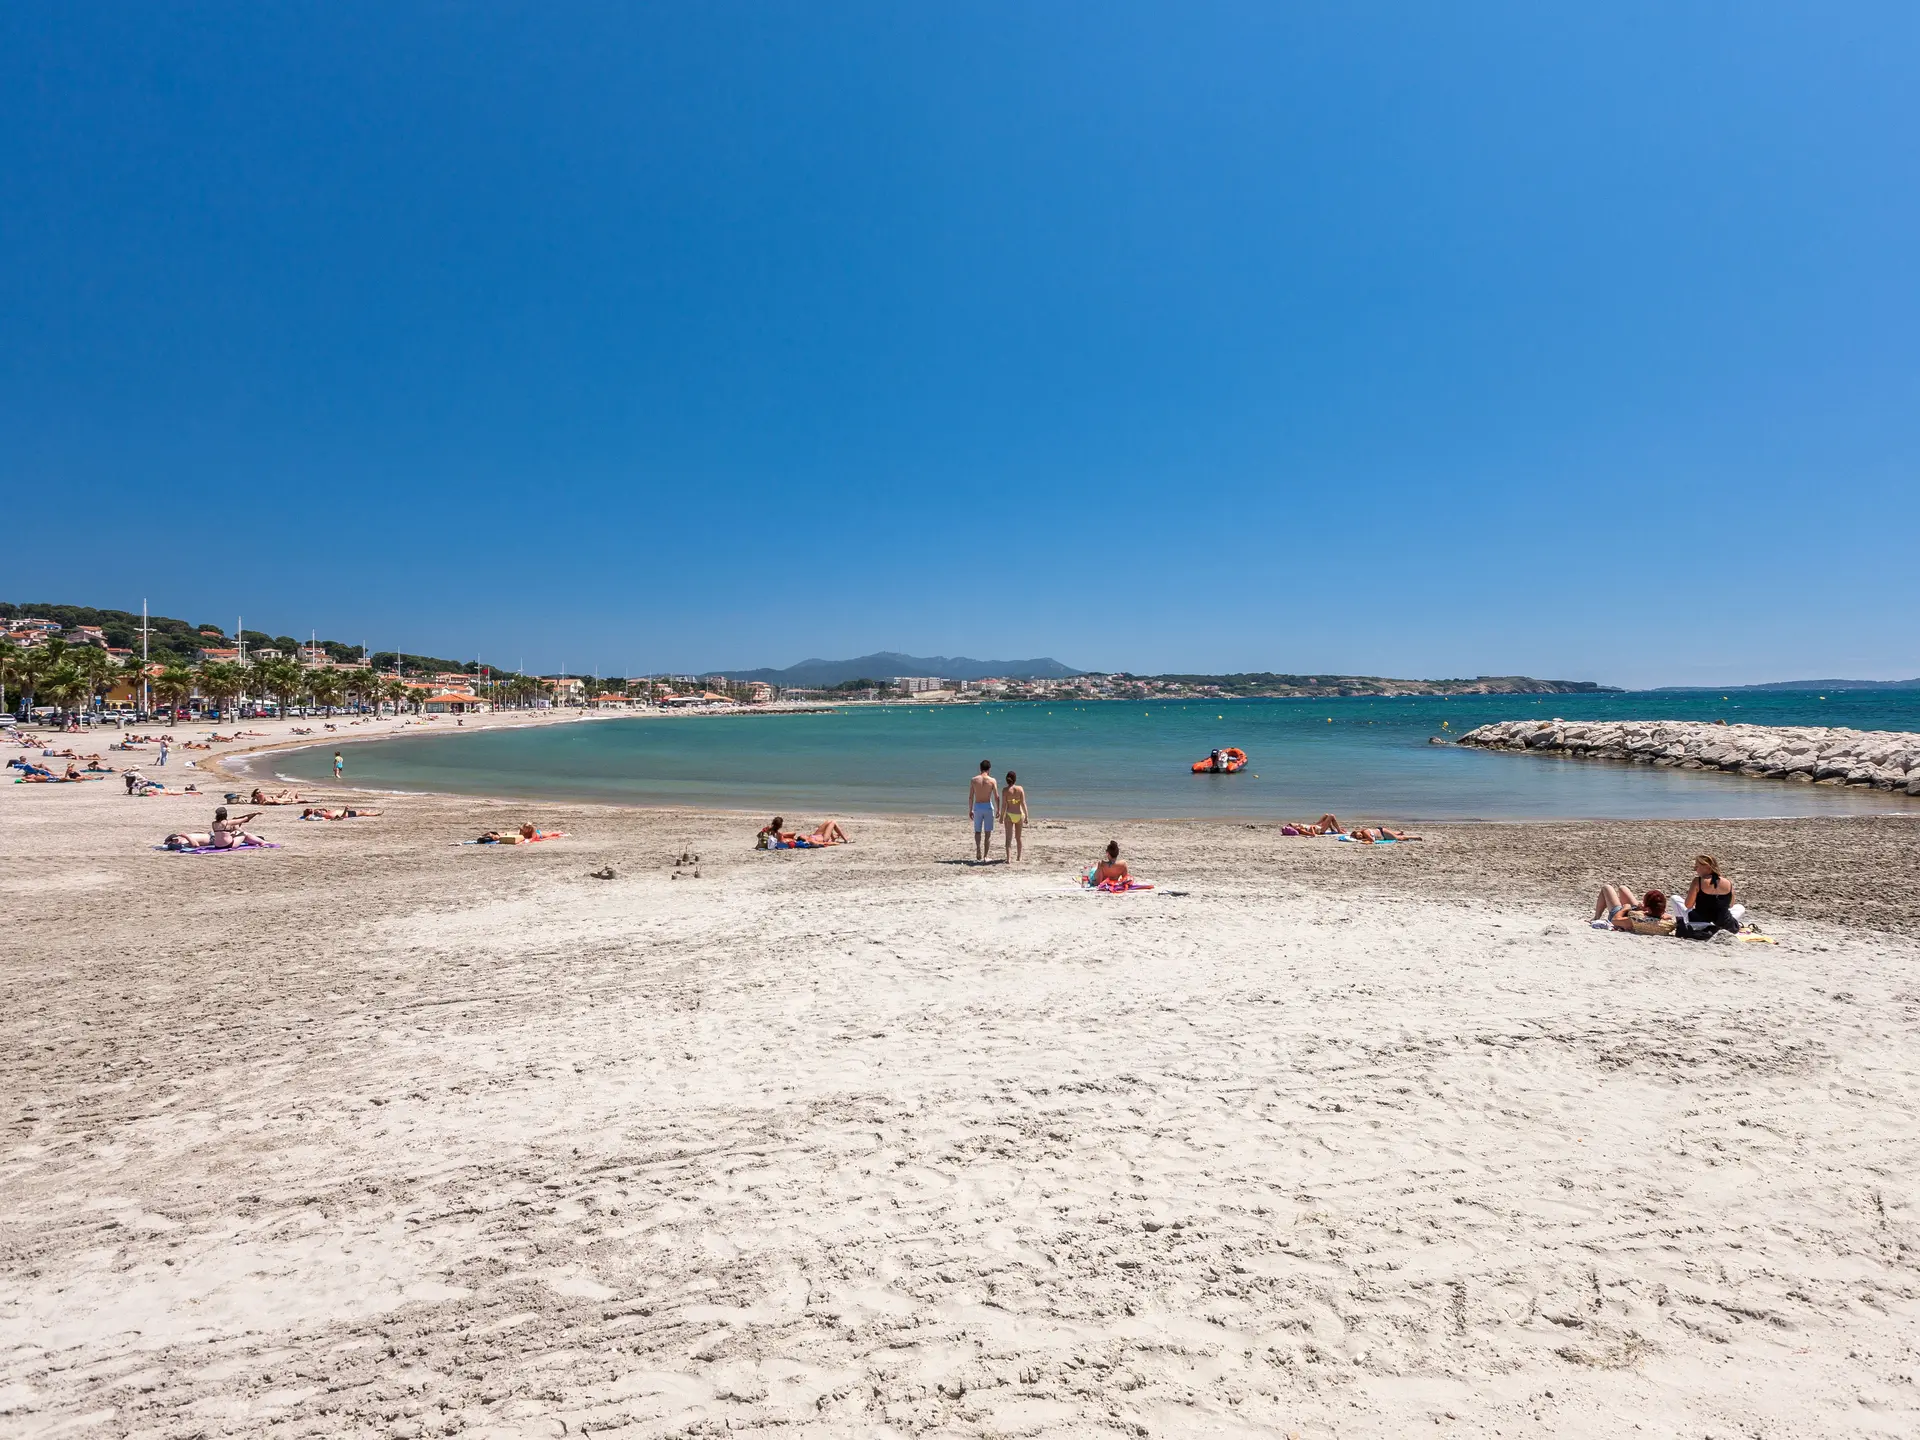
[4, 717, 1919, 1437]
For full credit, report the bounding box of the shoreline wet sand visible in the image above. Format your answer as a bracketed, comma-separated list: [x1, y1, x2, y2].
[4, 730, 1919, 1436]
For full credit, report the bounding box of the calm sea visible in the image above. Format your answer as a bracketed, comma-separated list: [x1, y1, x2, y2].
[269, 690, 1920, 822]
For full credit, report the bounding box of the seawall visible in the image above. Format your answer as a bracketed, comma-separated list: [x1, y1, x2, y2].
[1457, 719, 1920, 795]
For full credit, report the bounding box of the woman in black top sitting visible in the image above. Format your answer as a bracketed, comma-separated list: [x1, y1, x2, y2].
[1685, 854, 1739, 934]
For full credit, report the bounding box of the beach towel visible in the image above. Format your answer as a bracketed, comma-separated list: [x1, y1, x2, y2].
[153, 842, 281, 855]
[1072, 872, 1155, 892]
[456, 831, 569, 845]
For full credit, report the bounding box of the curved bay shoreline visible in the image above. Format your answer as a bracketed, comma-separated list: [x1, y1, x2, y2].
[9, 711, 1920, 1435]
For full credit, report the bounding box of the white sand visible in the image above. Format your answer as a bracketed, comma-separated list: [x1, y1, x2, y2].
[3, 718, 1918, 1437]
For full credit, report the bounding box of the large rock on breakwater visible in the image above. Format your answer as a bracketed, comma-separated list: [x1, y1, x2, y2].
[1456, 719, 1920, 795]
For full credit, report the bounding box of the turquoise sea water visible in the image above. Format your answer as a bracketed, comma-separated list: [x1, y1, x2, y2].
[271, 690, 1920, 821]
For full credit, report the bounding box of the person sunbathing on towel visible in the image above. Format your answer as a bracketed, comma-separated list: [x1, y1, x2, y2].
[1282, 814, 1345, 836]
[62, 763, 85, 781]
[759, 816, 852, 848]
[251, 787, 303, 805]
[162, 831, 214, 850]
[1348, 826, 1419, 842]
[1090, 840, 1130, 887]
[476, 823, 552, 844]
[301, 806, 381, 819]
[1592, 884, 1675, 935]
[209, 806, 266, 849]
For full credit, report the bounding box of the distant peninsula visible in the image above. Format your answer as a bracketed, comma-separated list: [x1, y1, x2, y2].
[1653, 678, 1920, 693]
[1112, 672, 1617, 698]
[713, 653, 1616, 700]
[718, 653, 1082, 687]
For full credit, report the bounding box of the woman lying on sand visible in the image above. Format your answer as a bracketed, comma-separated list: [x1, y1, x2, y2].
[251, 787, 305, 805]
[1592, 885, 1675, 935]
[1282, 814, 1344, 836]
[162, 809, 267, 850]
[474, 823, 560, 844]
[1347, 826, 1421, 842]
[300, 806, 382, 820]
[757, 816, 853, 849]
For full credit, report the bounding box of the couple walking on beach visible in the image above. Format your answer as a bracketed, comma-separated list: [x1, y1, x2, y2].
[968, 760, 1028, 863]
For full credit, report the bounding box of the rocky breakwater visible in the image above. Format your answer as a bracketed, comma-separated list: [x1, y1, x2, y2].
[1457, 719, 1920, 795]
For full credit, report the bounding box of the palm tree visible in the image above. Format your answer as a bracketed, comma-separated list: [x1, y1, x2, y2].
[196, 661, 244, 723]
[0, 637, 20, 718]
[253, 656, 306, 722]
[37, 662, 87, 725]
[154, 664, 196, 723]
[14, 644, 59, 719]
[72, 646, 117, 716]
[118, 652, 150, 715]
[337, 667, 368, 715]
[386, 677, 415, 715]
[307, 668, 345, 717]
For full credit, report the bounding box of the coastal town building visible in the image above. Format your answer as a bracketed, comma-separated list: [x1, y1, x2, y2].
[892, 676, 948, 694]
[196, 647, 241, 663]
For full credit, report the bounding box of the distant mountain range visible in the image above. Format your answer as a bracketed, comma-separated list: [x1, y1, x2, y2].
[1654, 678, 1920, 692]
[719, 653, 1083, 686]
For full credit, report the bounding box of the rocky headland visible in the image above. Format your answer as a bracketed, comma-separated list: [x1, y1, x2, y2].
[1457, 718, 1920, 795]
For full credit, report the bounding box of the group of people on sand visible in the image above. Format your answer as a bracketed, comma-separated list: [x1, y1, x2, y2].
[162, 806, 269, 851]
[1279, 814, 1419, 841]
[474, 823, 561, 844]
[1592, 855, 1748, 939]
[11, 758, 94, 782]
[756, 816, 853, 849]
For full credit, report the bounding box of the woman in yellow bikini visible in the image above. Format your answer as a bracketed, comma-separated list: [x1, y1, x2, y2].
[999, 770, 1028, 862]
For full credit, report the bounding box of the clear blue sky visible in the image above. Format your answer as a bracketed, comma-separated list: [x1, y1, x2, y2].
[4, 4, 1916, 686]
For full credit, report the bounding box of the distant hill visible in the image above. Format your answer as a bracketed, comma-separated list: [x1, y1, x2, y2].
[719, 652, 1082, 687]
[1132, 673, 1618, 697]
[1654, 678, 1920, 692]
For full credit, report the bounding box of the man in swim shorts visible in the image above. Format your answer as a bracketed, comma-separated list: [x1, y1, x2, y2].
[968, 759, 998, 861]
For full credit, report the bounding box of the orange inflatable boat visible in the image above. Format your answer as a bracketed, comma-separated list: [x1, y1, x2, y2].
[1192, 747, 1247, 774]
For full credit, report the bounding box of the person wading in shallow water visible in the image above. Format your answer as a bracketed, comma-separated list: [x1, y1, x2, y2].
[333, 751, 344, 781]
[968, 760, 999, 862]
